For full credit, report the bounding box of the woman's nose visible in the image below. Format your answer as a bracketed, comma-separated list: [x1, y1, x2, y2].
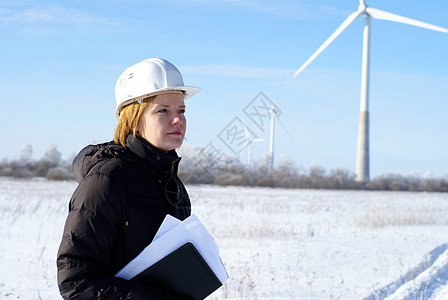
[172, 116, 184, 125]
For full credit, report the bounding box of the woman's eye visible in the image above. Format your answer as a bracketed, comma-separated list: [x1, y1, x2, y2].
[157, 109, 167, 113]
[179, 109, 186, 114]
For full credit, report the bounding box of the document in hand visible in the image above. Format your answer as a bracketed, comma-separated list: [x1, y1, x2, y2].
[115, 214, 229, 300]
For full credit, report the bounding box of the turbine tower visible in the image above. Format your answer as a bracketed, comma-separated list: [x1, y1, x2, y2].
[293, 0, 448, 182]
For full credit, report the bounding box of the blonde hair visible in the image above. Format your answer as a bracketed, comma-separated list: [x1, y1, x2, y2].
[114, 96, 155, 147]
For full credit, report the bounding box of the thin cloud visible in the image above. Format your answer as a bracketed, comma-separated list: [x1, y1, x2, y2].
[0, 6, 117, 26]
[0, 5, 121, 39]
[170, 0, 349, 19]
[18, 26, 62, 37]
[181, 64, 293, 79]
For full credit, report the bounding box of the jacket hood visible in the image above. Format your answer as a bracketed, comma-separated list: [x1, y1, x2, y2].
[72, 142, 123, 183]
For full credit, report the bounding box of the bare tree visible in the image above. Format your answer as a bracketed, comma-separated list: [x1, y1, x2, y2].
[20, 144, 33, 163]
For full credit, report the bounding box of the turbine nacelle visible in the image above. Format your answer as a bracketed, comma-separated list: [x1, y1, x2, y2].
[358, 0, 367, 14]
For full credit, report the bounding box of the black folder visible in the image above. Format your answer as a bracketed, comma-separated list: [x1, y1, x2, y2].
[132, 242, 222, 300]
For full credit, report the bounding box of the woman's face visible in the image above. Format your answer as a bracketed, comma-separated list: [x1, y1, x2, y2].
[137, 92, 186, 151]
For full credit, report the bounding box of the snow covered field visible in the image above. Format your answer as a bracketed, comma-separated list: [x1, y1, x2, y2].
[0, 177, 447, 299]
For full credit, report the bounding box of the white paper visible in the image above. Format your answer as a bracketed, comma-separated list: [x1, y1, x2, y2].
[152, 214, 180, 242]
[115, 214, 229, 284]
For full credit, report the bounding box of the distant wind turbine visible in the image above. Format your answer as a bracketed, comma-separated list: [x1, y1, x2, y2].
[293, 0, 448, 182]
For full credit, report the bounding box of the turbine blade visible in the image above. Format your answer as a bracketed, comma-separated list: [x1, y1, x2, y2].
[276, 116, 293, 140]
[366, 7, 448, 33]
[241, 119, 250, 138]
[293, 8, 363, 78]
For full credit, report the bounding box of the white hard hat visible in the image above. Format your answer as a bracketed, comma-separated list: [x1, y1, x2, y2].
[114, 58, 201, 120]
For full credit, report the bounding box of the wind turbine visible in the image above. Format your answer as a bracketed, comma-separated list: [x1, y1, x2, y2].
[293, 0, 448, 182]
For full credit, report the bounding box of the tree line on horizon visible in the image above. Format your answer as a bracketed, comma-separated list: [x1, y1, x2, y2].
[1, 144, 447, 193]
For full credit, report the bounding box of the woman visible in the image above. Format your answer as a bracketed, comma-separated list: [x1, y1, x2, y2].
[57, 58, 200, 299]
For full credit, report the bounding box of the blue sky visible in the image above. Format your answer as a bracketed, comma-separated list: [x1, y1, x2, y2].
[1, 0, 447, 178]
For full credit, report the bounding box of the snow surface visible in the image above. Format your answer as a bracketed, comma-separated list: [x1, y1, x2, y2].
[0, 177, 447, 299]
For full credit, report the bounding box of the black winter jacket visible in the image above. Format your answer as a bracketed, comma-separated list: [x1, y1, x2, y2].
[57, 134, 191, 299]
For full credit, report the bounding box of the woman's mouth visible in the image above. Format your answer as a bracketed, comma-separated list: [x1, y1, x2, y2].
[167, 131, 182, 136]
